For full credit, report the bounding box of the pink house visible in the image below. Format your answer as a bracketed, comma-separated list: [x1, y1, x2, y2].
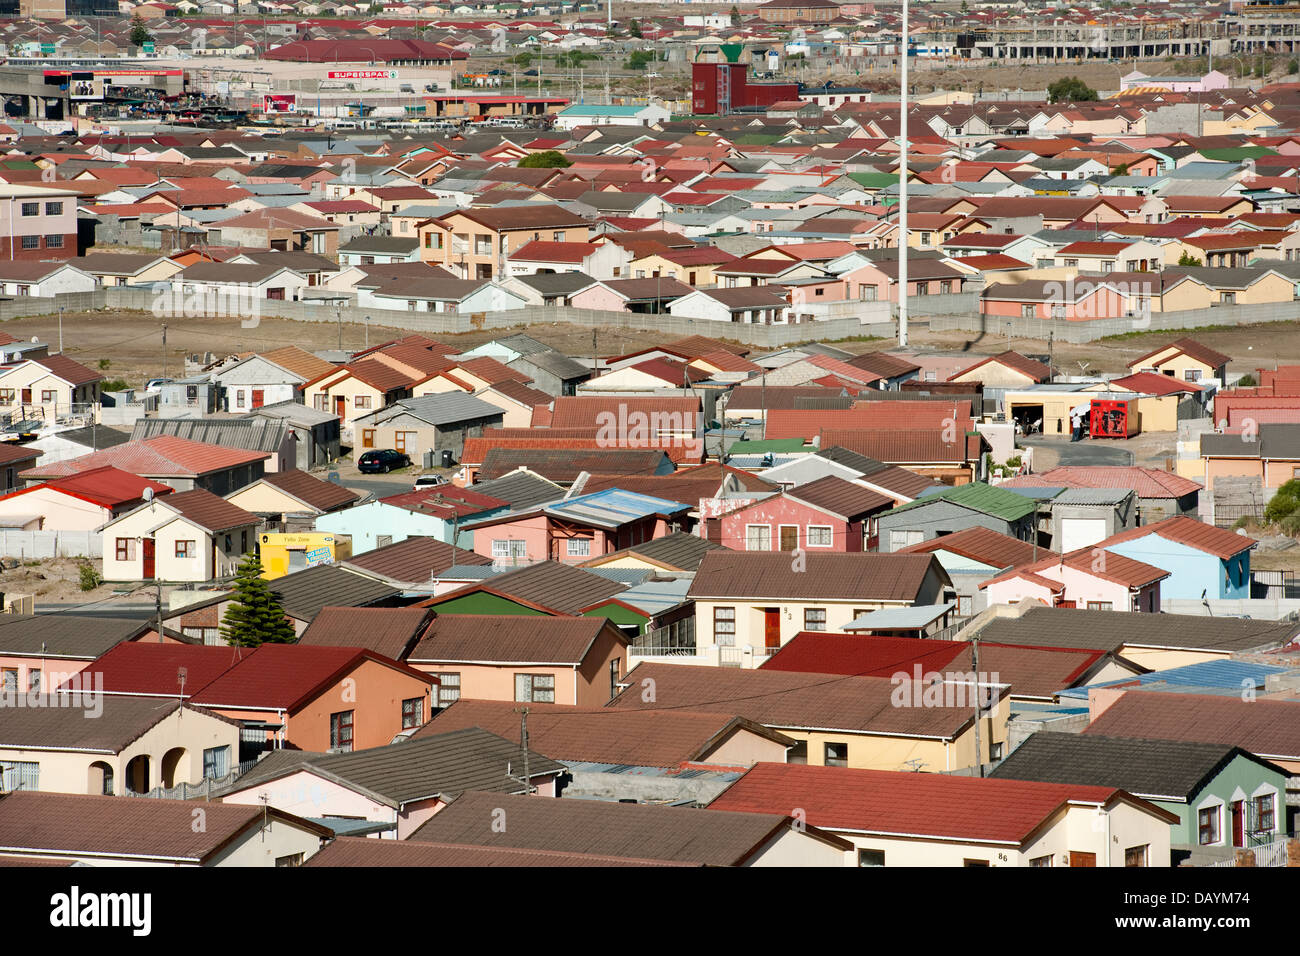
[980, 547, 1168, 611]
[469, 487, 691, 565]
[717, 476, 894, 553]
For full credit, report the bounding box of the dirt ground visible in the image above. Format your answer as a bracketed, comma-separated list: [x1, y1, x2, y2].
[13, 308, 1296, 387]
[0, 557, 123, 607]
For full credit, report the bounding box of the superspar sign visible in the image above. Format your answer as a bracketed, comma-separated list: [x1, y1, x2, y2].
[328, 70, 398, 80]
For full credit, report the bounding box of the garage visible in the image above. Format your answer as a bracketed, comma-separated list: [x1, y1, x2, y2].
[1060, 517, 1107, 552]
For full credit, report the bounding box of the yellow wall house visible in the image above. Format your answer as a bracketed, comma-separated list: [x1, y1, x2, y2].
[610, 662, 1008, 774]
[259, 532, 352, 579]
[0, 696, 240, 796]
[711, 763, 1178, 867]
[0, 355, 103, 424]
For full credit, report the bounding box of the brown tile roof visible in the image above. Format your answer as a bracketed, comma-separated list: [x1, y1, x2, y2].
[899, 525, 1048, 569]
[477, 447, 674, 481]
[257, 469, 359, 513]
[299, 606, 434, 660]
[819, 428, 978, 465]
[305, 836, 691, 867]
[1131, 337, 1231, 372]
[487, 378, 552, 407]
[950, 350, 1050, 383]
[408, 613, 624, 664]
[1084, 691, 1300, 762]
[549, 395, 700, 429]
[783, 474, 894, 519]
[419, 700, 794, 767]
[161, 488, 259, 533]
[611, 662, 991, 739]
[258, 345, 337, 382]
[407, 790, 849, 864]
[342, 535, 490, 587]
[32, 354, 102, 387]
[0, 790, 328, 864]
[689, 550, 940, 603]
[1098, 514, 1254, 560]
[0, 697, 236, 752]
[345, 357, 420, 392]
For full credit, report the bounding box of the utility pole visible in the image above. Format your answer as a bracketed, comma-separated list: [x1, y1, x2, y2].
[57, 306, 63, 354]
[898, 0, 910, 348]
[506, 707, 535, 795]
[161, 323, 167, 379]
[336, 302, 342, 351]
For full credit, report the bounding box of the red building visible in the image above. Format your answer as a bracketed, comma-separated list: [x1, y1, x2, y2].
[692, 55, 800, 115]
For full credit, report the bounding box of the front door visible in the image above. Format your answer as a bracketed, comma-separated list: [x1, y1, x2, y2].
[334, 395, 346, 422]
[142, 538, 155, 580]
[779, 526, 798, 552]
[20, 388, 30, 405]
[1232, 801, 1245, 847]
[251, 389, 264, 409]
[764, 608, 781, 649]
[1068, 851, 1096, 867]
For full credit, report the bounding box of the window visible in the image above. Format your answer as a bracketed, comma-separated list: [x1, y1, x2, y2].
[1063, 258, 1079, 268]
[609, 658, 621, 700]
[1124, 845, 1148, 867]
[19, 202, 37, 217]
[940, 280, 952, 294]
[329, 710, 354, 752]
[963, 859, 990, 867]
[1185, 369, 1202, 382]
[515, 673, 555, 703]
[433, 673, 460, 709]
[175, 540, 194, 559]
[858, 849, 885, 867]
[0, 760, 38, 791]
[20, 235, 38, 250]
[39, 390, 54, 404]
[566, 537, 592, 557]
[1254, 793, 1276, 834]
[0, 390, 12, 404]
[44, 235, 62, 249]
[714, 607, 736, 646]
[0, 667, 15, 692]
[1021, 304, 1035, 319]
[115, 538, 136, 561]
[401, 697, 424, 729]
[804, 608, 827, 631]
[354, 395, 372, 410]
[920, 232, 931, 246]
[915, 281, 929, 295]
[45, 202, 62, 216]
[1085, 601, 1112, 611]
[491, 539, 527, 562]
[275, 853, 305, 867]
[202, 745, 230, 779]
[745, 524, 771, 551]
[806, 525, 832, 547]
[1198, 805, 1221, 845]
[1030, 855, 1053, 867]
[27, 669, 40, 693]
[824, 742, 848, 767]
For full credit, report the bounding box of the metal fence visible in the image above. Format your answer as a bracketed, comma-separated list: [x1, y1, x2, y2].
[1206, 839, 1290, 867]
[123, 759, 260, 801]
[0, 530, 100, 559]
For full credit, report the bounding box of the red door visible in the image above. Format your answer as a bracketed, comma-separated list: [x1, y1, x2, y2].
[1231, 801, 1244, 847]
[142, 538, 155, 580]
[251, 389, 265, 409]
[334, 395, 346, 423]
[764, 608, 781, 650]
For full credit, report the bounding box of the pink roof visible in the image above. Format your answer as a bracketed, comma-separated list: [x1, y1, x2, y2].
[710, 763, 1153, 844]
[21, 435, 269, 480]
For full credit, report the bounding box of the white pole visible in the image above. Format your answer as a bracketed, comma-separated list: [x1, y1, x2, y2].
[898, 0, 909, 348]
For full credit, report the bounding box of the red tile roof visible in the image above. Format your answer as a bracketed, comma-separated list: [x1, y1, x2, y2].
[1109, 371, 1204, 396]
[709, 763, 1166, 844]
[997, 466, 1202, 499]
[1095, 514, 1254, 560]
[25, 466, 172, 509]
[65, 643, 242, 696]
[898, 525, 1048, 568]
[1084, 691, 1300, 761]
[21, 435, 269, 480]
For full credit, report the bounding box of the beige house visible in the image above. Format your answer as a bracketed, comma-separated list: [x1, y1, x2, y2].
[303, 360, 417, 439]
[1127, 338, 1230, 382]
[711, 763, 1177, 867]
[0, 697, 240, 796]
[100, 489, 260, 583]
[418, 205, 590, 280]
[0, 354, 102, 422]
[67, 252, 183, 287]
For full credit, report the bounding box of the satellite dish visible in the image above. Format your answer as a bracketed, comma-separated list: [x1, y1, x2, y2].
[30, 336, 38, 343]
[143, 488, 154, 502]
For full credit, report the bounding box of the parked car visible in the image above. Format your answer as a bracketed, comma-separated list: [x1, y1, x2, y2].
[358, 449, 412, 473]
[413, 473, 447, 490]
[144, 378, 174, 393]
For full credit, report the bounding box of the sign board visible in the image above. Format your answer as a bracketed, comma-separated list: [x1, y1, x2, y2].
[142, 41, 155, 54]
[328, 70, 397, 80]
[40, 43, 55, 56]
[263, 93, 297, 114]
[304, 547, 333, 567]
[69, 79, 104, 100]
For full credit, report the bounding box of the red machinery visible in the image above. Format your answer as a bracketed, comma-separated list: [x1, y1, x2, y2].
[1089, 398, 1138, 438]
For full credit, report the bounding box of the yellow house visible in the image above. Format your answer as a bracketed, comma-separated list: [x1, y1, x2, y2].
[1127, 337, 1230, 382]
[303, 360, 418, 438]
[0, 355, 102, 423]
[418, 205, 589, 280]
[223, 469, 360, 528]
[71, 252, 184, 287]
[611, 662, 1008, 772]
[0, 697, 240, 796]
[626, 248, 736, 287]
[257, 532, 352, 579]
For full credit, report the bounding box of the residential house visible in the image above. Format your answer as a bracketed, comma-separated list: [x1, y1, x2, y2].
[0, 355, 102, 423]
[100, 488, 261, 583]
[419, 205, 589, 280]
[351, 393, 504, 462]
[20, 435, 268, 496]
[1094, 515, 1256, 601]
[0, 466, 172, 532]
[877, 482, 1040, 552]
[315, 486, 507, 554]
[223, 468, 359, 530]
[979, 545, 1169, 612]
[716, 475, 893, 553]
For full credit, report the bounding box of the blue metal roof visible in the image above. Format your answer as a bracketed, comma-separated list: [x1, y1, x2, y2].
[1057, 659, 1292, 700]
[545, 488, 691, 529]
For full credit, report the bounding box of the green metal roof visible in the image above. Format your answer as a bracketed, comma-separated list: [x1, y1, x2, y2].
[847, 171, 896, 189]
[1198, 146, 1277, 162]
[883, 482, 1037, 522]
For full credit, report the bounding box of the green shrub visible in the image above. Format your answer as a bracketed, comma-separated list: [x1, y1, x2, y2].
[78, 563, 102, 592]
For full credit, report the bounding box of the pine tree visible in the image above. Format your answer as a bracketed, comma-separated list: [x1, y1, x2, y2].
[129, 13, 153, 49]
[220, 553, 296, 647]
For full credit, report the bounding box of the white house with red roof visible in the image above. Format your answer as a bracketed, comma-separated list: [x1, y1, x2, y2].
[100, 488, 262, 583]
[505, 239, 629, 280]
[0, 466, 172, 532]
[709, 763, 1177, 866]
[0, 354, 102, 423]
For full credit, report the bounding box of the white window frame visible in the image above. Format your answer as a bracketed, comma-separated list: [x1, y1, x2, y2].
[745, 524, 772, 551]
[806, 525, 833, 548]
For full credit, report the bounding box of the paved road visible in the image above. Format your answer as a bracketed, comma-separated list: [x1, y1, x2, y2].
[1019, 437, 1135, 470]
